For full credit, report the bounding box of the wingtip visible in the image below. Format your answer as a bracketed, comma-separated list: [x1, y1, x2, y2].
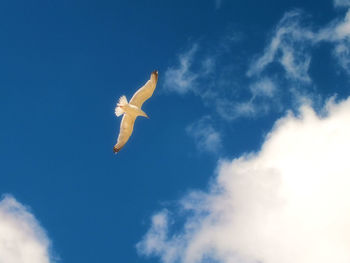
[113, 147, 120, 154]
[152, 70, 158, 81]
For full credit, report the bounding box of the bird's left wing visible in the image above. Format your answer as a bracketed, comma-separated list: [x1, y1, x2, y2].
[129, 70, 158, 108]
[113, 114, 136, 153]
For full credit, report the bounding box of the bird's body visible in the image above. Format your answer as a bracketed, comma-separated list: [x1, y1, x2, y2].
[113, 70, 158, 153]
[119, 103, 148, 118]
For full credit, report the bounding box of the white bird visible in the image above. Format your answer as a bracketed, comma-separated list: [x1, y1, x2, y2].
[113, 70, 158, 153]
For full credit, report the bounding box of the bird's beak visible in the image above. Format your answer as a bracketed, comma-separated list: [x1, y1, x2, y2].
[146, 114, 150, 119]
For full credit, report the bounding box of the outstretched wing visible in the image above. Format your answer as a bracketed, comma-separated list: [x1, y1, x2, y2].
[129, 70, 158, 108]
[113, 114, 136, 153]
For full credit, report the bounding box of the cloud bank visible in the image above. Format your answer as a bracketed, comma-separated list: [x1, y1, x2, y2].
[0, 195, 54, 263]
[137, 96, 350, 263]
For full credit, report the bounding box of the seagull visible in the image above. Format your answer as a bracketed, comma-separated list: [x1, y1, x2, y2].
[113, 70, 158, 153]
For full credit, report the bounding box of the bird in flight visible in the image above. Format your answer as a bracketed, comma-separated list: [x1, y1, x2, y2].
[113, 70, 158, 153]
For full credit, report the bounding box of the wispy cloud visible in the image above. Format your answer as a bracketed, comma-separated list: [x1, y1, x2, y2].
[215, 98, 258, 120]
[0, 195, 55, 263]
[249, 77, 277, 98]
[324, 10, 350, 73]
[248, 8, 350, 79]
[138, 96, 350, 263]
[186, 116, 222, 154]
[163, 44, 200, 95]
[163, 43, 275, 122]
[215, 0, 222, 10]
[165, 6, 350, 125]
[334, 0, 350, 7]
[247, 10, 314, 83]
[136, 210, 180, 263]
[333, 42, 350, 70]
[164, 6, 350, 154]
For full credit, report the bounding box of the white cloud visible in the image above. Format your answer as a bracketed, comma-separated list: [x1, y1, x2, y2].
[215, 98, 258, 120]
[165, 8, 350, 124]
[249, 77, 276, 98]
[248, 9, 350, 79]
[316, 9, 350, 41]
[333, 42, 350, 70]
[321, 10, 350, 72]
[136, 210, 181, 263]
[214, 77, 277, 121]
[333, 10, 350, 38]
[164, 44, 199, 95]
[247, 11, 314, 83]
[138, 96, 350, 263]
[164, 44, 276, 121]
[0, 195, 55, 263]
[334, 0, 350, 7]
[186, 117, 222, 154]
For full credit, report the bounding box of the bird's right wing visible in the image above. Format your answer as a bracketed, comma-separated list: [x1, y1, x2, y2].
[129, 70, 158, 108]
[113, 114, 136, 153]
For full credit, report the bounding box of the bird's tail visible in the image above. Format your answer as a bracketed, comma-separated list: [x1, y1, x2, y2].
[115, 95, 128, 117]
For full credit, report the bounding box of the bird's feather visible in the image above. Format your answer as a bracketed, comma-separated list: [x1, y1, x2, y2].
[113, 114, 136, 153]
[115, 95, 128, 116]
[129, 71, 158, 108]
[115, 106, 124, 117]
[118, 95, 128, 106]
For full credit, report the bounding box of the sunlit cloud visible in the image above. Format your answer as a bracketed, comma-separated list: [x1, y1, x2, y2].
[0, 195, 55, 263]
[138, 96, 350, 263]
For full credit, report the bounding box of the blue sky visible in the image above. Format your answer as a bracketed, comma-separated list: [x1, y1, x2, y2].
[1, 0, 350, 263]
